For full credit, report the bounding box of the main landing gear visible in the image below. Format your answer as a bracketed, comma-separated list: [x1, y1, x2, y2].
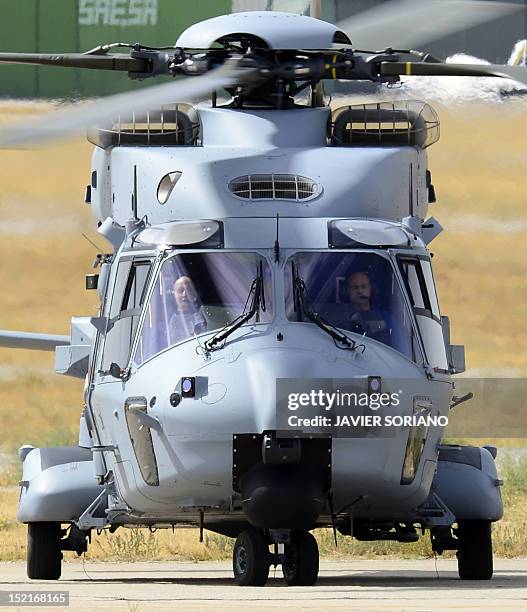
[27, 522, 89, 580]
[27, 523, 63, 580]
[456, 520, 493, 580]
[431, 519, 494, 581]
[232, 528, 320, 586]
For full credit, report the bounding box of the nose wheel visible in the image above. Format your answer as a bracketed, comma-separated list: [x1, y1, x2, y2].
[282, 530, 319, 586]
[233, 528, 270, 586]
[232, 528, 320, 586]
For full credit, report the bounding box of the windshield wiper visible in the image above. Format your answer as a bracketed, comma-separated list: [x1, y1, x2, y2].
[292, 262, 361, 352]
[204, 261, 265, 352]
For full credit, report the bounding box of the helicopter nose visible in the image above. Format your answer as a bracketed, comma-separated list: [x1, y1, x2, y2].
[237, 349, 336, 529]
[243, 349, 340, 432]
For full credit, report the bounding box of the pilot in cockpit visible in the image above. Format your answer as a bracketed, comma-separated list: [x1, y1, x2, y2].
[169, 275, 207, 344]
[345, 271, 390, 343]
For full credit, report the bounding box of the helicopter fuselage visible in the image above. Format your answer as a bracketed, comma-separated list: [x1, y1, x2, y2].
[47, 103, 457, 530]
[5, 8, 510, 586]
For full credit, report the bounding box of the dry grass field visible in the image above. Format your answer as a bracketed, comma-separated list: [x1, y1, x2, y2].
[0, 100, 526, 562]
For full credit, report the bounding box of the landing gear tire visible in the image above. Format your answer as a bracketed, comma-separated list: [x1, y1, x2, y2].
[282, 530, 319, 586]
[233, 528, 270, 586]
[456, 520, 493, 580]
[27, 522, 62, 580]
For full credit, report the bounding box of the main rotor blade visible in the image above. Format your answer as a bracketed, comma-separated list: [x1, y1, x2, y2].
[0, 64, 256, 148]
[380, 61, 527, 85]
[0, 52, 146, 72]
[338, 0, 523, 52]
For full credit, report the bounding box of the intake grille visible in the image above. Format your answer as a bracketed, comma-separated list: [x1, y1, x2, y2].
[229, 174, 319, 201]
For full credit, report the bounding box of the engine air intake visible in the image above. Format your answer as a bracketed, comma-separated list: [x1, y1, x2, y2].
[331, 101, 440, 149]
[229, 174, 319, 201]
[87, 103, 199, 148]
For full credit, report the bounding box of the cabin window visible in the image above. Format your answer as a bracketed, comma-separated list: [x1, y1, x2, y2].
[285, 251, 422, 364]
[101, 259, 153, 372]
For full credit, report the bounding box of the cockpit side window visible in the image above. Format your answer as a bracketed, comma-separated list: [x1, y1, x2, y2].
[121, 262, 151, 312]
[398, 259, 432, 314]
[398, 257, 447, 371]
[398, 258, 441, 321]
[420, 260, 441, 319]
[400, 260, 427, 310]
[101, 259, 153, 373]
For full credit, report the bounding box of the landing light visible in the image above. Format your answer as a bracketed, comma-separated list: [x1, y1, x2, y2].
[137, 220, 223, 248]
[328, 219, 411, 249]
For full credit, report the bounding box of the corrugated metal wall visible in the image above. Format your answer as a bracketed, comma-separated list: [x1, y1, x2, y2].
[0, 0, 231, 98]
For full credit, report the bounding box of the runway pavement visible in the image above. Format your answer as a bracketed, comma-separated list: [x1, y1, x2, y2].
[1, 559, 526, 611]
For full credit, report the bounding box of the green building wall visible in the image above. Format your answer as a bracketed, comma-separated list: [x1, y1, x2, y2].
[0, 0, 231, 98]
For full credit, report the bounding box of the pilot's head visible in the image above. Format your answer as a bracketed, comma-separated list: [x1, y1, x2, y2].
[173, 275, 199, 313]
[347, 271, 371, 311]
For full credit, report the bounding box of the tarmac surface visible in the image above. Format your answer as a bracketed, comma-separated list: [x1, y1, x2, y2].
[1, 559, 526, 611]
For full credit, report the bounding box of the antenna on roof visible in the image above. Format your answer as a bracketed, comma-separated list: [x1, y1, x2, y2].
[132, 165, 138, 220]
[274, 214, 280, 262]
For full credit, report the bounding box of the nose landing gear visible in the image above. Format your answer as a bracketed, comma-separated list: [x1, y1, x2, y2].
[281, 530, 319, 586]
[232, 528, 320, 586]
[233, 528, 270, 586]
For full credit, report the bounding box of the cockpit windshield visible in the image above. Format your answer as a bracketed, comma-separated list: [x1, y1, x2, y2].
[134, 252, 272, 365]
[285, 252, 421, 362]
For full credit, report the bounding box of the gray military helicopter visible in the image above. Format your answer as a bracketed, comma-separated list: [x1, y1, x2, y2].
[0, 4, 522, 587]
